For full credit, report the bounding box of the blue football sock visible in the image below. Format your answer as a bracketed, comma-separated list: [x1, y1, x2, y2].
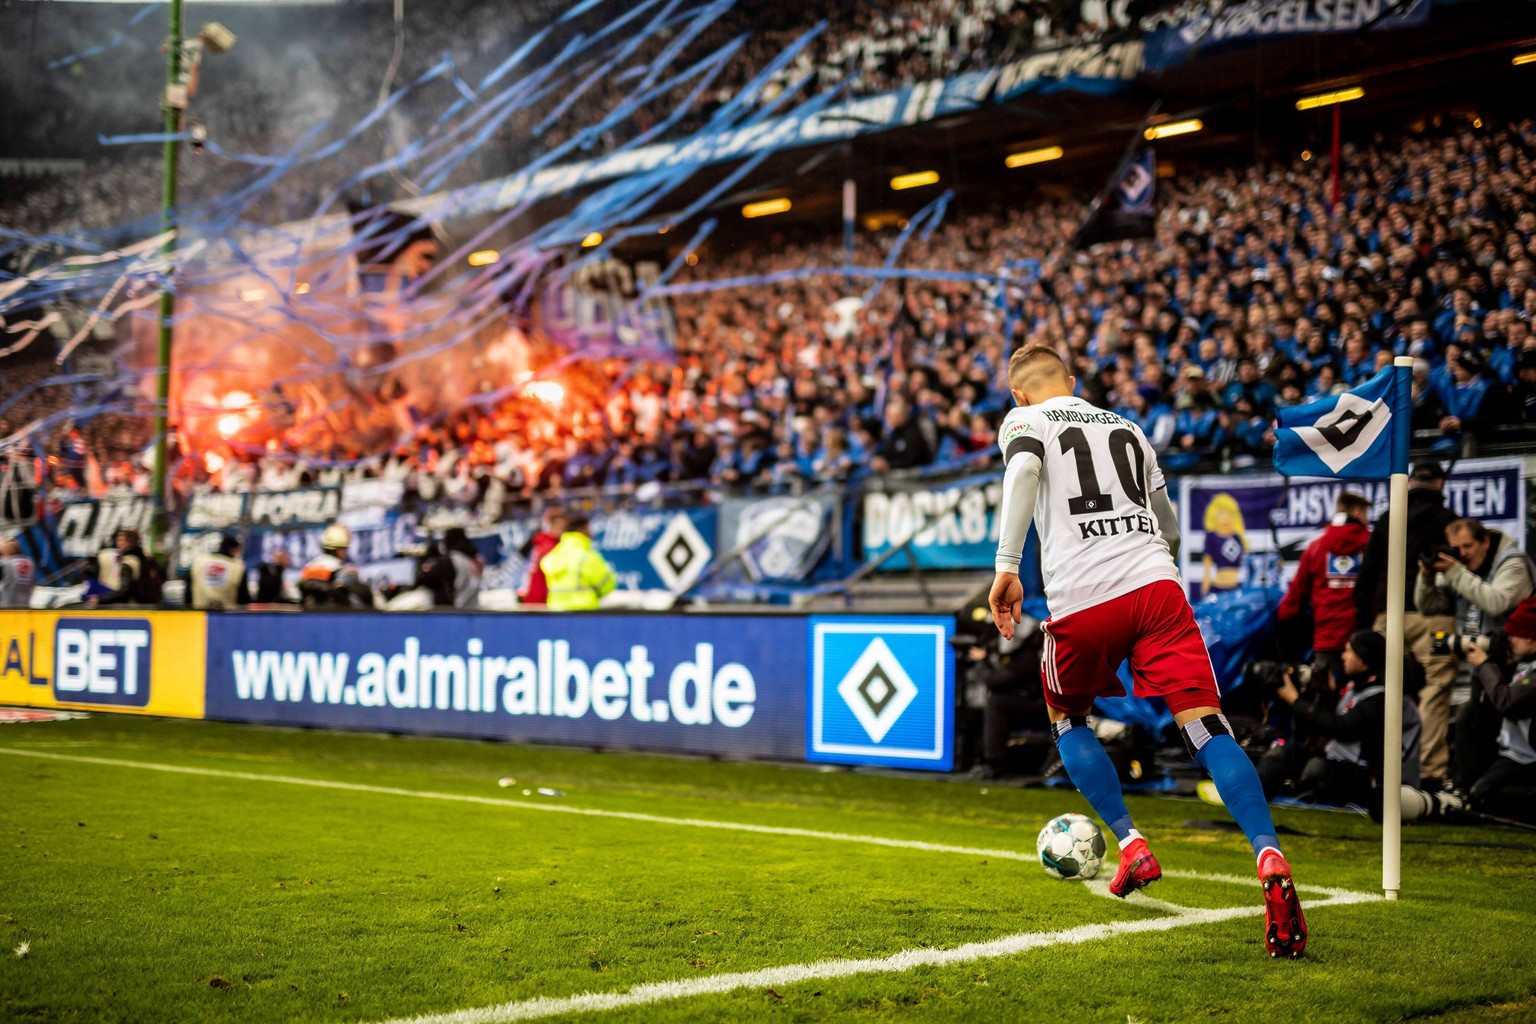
[1195, 733, 1280, 858]
[1055, 723, 1136, 843]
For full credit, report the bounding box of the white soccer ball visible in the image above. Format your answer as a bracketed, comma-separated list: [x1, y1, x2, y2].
[1036, 812, 1107, 880]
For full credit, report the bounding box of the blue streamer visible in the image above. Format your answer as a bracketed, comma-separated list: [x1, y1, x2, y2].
[861, 189, 954, 304]
[47, 2, 159, 70]
[99, 132, 192, 147]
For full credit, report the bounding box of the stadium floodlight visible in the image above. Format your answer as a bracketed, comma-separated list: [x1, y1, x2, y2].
[890, 170, 939, 190]
[581, 232, 604, 247]
[742, 198, 792, 218]
[467, 249, 499, 267]
[1514, 52, 1536, 66]
[1143, 119, 1203, 141]
[1005, 145, 1064, 169]
[1295, 87, 1364, 111]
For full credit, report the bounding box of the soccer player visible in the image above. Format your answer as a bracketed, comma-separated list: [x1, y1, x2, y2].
[988, 346, 1307, 958]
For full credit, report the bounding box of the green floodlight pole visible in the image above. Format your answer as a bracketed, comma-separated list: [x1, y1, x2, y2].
[149, 0, 183, 556]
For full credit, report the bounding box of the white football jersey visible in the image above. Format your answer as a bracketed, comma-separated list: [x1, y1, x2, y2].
[998, 396, 1180, 618]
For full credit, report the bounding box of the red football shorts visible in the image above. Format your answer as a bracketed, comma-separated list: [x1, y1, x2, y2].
[1040, 579, 1220, 716]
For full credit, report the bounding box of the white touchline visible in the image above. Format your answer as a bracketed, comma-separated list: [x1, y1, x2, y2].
[0, 746, 1383, 1022]
[0, 746, 1376, 901]
[0, 746, 1040, 861]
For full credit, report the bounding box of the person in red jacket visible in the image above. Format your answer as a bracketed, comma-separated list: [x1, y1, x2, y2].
[518, 507, 566, 606]
[1278, 492, 1372, 681]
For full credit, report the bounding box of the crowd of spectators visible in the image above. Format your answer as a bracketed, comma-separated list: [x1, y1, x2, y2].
[7, 115, 1536, 520]
[1, 0, 1170, 237]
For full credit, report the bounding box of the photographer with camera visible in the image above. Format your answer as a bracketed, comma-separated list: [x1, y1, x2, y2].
[1262, 630, 1455, 821]
[1454, 597, 1536, 824]
[1419, 518, 1535, 639]
[1356, 461, 1458, 788]
[1419, 517, 1534, 793]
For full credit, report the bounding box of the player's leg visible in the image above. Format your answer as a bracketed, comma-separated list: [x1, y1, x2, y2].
[1171, 704, 1280, 861]
[1131, 581, 1305, 956]
[1042, 609, 1159, 896]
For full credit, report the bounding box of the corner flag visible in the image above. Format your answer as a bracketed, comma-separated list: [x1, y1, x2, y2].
[1273, 356, 1415, 899]
[1272, 364, 1411, 479]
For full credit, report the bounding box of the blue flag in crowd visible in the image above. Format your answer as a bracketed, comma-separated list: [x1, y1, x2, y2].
[1273, 364, 1409, 480]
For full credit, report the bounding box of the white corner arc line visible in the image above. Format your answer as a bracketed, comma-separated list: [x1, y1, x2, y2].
[375, 889, 1381, 1024]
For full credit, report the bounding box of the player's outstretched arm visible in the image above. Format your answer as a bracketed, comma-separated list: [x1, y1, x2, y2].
[990, 448, 1041, 639]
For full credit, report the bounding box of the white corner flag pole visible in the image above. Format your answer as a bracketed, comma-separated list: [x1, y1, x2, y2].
[1382, 355, 1414, 900]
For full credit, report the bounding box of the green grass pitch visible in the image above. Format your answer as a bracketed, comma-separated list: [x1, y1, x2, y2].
[2, 716, 1534, 1023]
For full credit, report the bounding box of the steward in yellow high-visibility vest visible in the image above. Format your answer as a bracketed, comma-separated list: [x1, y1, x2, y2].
[539, 517, 617, 610]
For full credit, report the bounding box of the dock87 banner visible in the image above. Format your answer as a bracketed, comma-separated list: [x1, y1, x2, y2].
[1176, 456, 1526, 601]
[862, 472, 1001, 571]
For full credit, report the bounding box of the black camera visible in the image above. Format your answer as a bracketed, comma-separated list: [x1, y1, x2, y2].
[1246, 660, 1318, 691]
[1422, 543, 1459, 565]
[1430, 629, 1505, 661]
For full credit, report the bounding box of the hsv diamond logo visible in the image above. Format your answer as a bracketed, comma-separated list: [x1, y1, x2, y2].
[808, 618, 953, 770]
[648, 513, 710, 591]
[834, 637, 918, 743]
[1291, 391, 1391, 474]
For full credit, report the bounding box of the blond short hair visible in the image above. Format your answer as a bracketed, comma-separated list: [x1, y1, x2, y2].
[1007, 345, 1070, 392]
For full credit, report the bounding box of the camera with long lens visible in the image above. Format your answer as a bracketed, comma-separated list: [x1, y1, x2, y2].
[1245, 660, 1318, 692]
[1431, 632, 1492, 657]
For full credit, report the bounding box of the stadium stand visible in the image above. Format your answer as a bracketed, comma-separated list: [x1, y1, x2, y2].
[7, 114, 1536, 516]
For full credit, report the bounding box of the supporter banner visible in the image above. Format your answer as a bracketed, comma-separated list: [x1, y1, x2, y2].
[340, 479, 406, 515]
[245, 488, 342, 528]
[184, 492, 246, 532]
[989, 40, 1143, 102]
[204, 613, 806, 759]
[468, 518, 538, 592]
[248, 510, 421, 588]
[589, 507, 716, 592]
[1145, 0, 1431, 70]
[52, 497, 153, 560]
[1176, 456, 1526, 602]
[184, 482, 401, 536]
[862, 472, 1001, 571]
[0, 609, 206, 718]
[725, 495, 837, 583]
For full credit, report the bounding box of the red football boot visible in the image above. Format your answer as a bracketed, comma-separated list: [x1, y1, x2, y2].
[1257, 847, 1307, 959]
[1108, 837, 1162, 897]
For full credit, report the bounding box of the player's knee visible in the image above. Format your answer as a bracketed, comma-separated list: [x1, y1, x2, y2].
[1050, 717, 1091, 745]
[1180, 712, 1234, 759]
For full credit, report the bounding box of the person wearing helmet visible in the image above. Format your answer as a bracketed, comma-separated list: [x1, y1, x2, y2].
[299, 524, 372, 608]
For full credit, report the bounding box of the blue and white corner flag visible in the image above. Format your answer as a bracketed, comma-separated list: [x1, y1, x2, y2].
[1273, 362, 1412, 480]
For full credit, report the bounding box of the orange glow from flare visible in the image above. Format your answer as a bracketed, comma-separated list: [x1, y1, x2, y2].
[217, 414, 244, 439]
[221, 391, 254, 410]
[523, 380, 565, 406]
[205, 452, 226, 473]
